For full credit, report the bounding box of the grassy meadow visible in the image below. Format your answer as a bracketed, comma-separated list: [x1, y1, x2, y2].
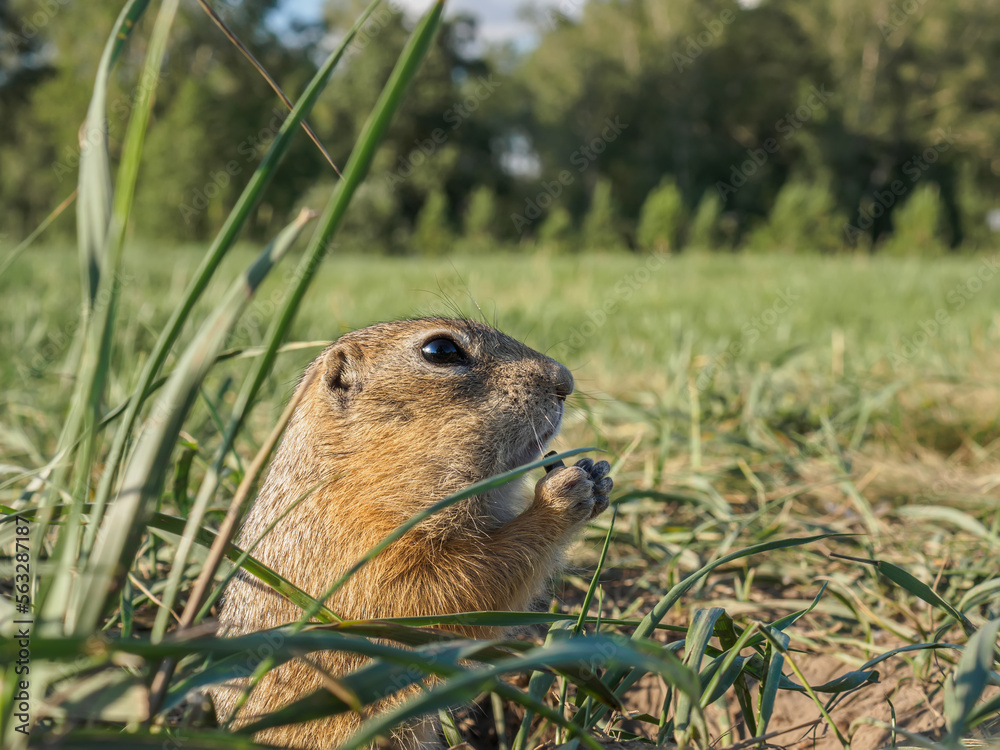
[3, 242, 1000, 748]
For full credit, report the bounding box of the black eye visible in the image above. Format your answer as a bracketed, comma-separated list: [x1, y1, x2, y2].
[421, 337, 468, 366]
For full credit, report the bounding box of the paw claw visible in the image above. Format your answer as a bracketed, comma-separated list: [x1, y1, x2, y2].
[591, 494, 610, 518]
[534, 455, 614, 525]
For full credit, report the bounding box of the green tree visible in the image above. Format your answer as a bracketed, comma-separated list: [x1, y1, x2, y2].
[412, 189, 453, 256]
[464, 185, 496, 235]
[321, 4, 509, 244]
[0, 4, 121, 240]
[582, 179, 625, 251]
[955, 163, 997, 250]
[637, 177, 685, 252]
[296, 178, 403, 254]
[458, 185, 498, 253]
[882, 183, 948, 257]
[7, 0, 1000, 252]
[0, 0, 307, 242]
[514, 0, 833, 241]
[537, 205, 575, 254]
[688, 191, 723, 251]
[746, 179, 845, 253]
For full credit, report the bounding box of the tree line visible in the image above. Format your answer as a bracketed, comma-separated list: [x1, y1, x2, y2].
[1, 0, 998, 254]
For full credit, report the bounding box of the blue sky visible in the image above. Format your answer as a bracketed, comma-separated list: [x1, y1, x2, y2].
[277, 0, 569, 48]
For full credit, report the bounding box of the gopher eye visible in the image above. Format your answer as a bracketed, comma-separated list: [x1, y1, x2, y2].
[421, 337, 468, 366]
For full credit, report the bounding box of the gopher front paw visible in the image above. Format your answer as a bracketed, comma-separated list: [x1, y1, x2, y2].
[534, 458, 613, 525]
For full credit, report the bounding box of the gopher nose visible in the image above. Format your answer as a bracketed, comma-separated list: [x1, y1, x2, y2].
[552, 361, 574, 401]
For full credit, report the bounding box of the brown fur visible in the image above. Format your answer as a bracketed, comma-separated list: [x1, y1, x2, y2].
[213, 318, 610, 749]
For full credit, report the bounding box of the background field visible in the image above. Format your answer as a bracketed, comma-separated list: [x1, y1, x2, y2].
[7, 244, 999, 388]
[3, 244, 999, 746]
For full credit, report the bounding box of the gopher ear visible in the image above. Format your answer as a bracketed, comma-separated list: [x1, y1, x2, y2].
[321, 344, 362, 400]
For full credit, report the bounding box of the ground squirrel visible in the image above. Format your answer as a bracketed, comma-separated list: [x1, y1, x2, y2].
[213, 317, 612, 749]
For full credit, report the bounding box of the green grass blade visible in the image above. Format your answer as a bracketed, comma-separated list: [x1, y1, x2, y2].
[233, 0, 449, 455]
[71, 210, 314, 637]
[7, 730, 284, 749]
[200, 0, 450, 573]
[855, 641, 962, 672]
[577, 533, 841, 728]
[574, 506, 616, 636]
[345, 610, 685, 632]
[805, 670, 880, 692]
[151, 228, 317, 638]
[700, 650, 753, 707]
[21, 0, 145, 542]
[439, 708, 463, 747]
[755, 627, 788, 735]
[698, 619, 757, 703]
[301, 448, 592, 625]
[76, 0, 150, 307]
[333, 635, 694, 750]
[944, 618, 1000, 743]
[876, 560, 976, 634]
[8, 629, 476, 666]
[0, 189, 77, 278]
[674, 607, 722, 744]
[511, 622, 572, 750]
[757, 626, 852, 749]
[899, 505, 1000, 550]
[7, 503, 340, 625]
[511, 510, 617, 750]
[958, 578, 1000, 614]
[144, 0, 395, 624]
[714, 612, 758, 736]
[636, 534, 839, 643]
[966, 692, 1000, 732]
[37, 0, 176, 634]
[239, 640, 490, 734]
[86, 0, 387, 556]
